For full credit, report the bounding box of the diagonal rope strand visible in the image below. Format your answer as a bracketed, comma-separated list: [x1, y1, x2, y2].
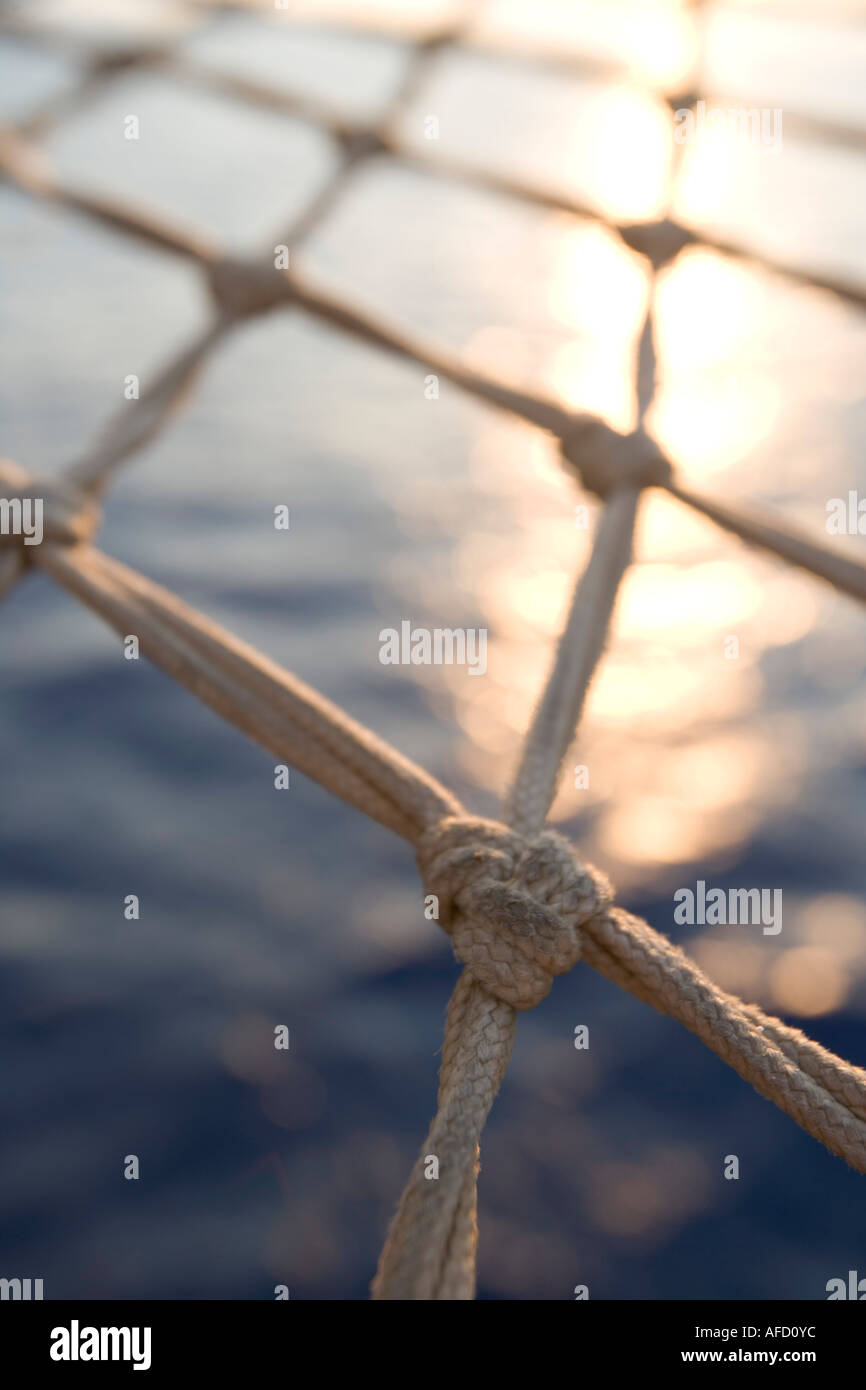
[371, 973, 515, 1300]
[582, 907, 866, 1168]
[12, 526, 861, 1182]
[505, 484, 640, 839]
[668, 481, 866, 604]
[373, 485, 639, 1296]
[35, 541, 460, 840]
[2, 0, 865, 1305]
[0, 502, 863, 1293]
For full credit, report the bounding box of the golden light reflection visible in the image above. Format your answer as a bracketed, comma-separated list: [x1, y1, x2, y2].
[597, 794, 747, 867]
[758, 571, 820, 647]
[471, 0, 696, 93]
[548, 221, 649, 338]
[467, 423, 573, 503]
[454, 561, 569, 642]
[455, 688, 518, 755]
[768, 946, 847, 1018]
[648, 378, 782, 479]
[289, 0, 464, 35]
[689, 938, 766, 999]
[656, 733, 771, 812]
[461, 325, 536, 389]
[636, 490, 723, 563]
[451, 639, 551, 732]
[798, 895, 866, 961]
[353, 889, 436, 957]
[623, 4, 696, 92]
[428, 406, 830, 873]
[496, 567, 571, 635]
[547, 338, 637, 432]
[22, 0, 194, 43]
[647, 249, 784, 478]
[379, 162, 845, 902]
[584, 84, 673, 223]
[544, 220, 643, 423]
[462, 219, 652, 432]
[615, 561, 764, 640]
[587, 649, 762, 730]
[655, 249, 755, 368]
[674, 115, 741, 228]
[457, 738, 513, 798]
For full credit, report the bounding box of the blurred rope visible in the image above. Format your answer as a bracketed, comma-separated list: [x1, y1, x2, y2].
[2, 474, 866, 1299]
[1, 0, 866, 1301]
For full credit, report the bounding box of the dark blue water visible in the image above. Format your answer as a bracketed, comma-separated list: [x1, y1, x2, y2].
[1, 1, 866, 1300]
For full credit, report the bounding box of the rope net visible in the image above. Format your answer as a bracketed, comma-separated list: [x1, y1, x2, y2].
[2, 0, 865, 1300]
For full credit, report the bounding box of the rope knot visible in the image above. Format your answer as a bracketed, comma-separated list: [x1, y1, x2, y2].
[416, 814, 612, 1009]
[207, 257, 294, 319]
[0, 460, 101, 553]
[560, 421, 672, 499]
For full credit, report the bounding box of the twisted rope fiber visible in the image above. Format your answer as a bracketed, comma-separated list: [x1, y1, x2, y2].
[3, 10, 866, 602]
[371, 489, 866, 1298]
[3, 116, 863, 601]
[4, 466, 866, 1298]
[3, 0, 866, 1301]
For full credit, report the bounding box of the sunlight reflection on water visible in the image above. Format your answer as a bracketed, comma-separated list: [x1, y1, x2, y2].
[1, 0, 865, 1301]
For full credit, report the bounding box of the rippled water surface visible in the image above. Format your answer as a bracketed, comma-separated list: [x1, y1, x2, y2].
[1, 0, 865, 1299]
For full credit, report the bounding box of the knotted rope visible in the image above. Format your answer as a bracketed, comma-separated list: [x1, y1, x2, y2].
[4, 456, 866, 1295]
[372, 812, 610, 1299]
[3, 2, 866, 1297]
[0, 459, 101, 599]
[416, 815, 611, 1010]
[0, 460, 101, 548]
[373, 817, 866, 1299]
[560, 422, 672, 499]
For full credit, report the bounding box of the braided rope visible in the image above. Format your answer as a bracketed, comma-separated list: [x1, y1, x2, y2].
[1, 1, 865, 1300]
[2, 469, 865, 1296]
